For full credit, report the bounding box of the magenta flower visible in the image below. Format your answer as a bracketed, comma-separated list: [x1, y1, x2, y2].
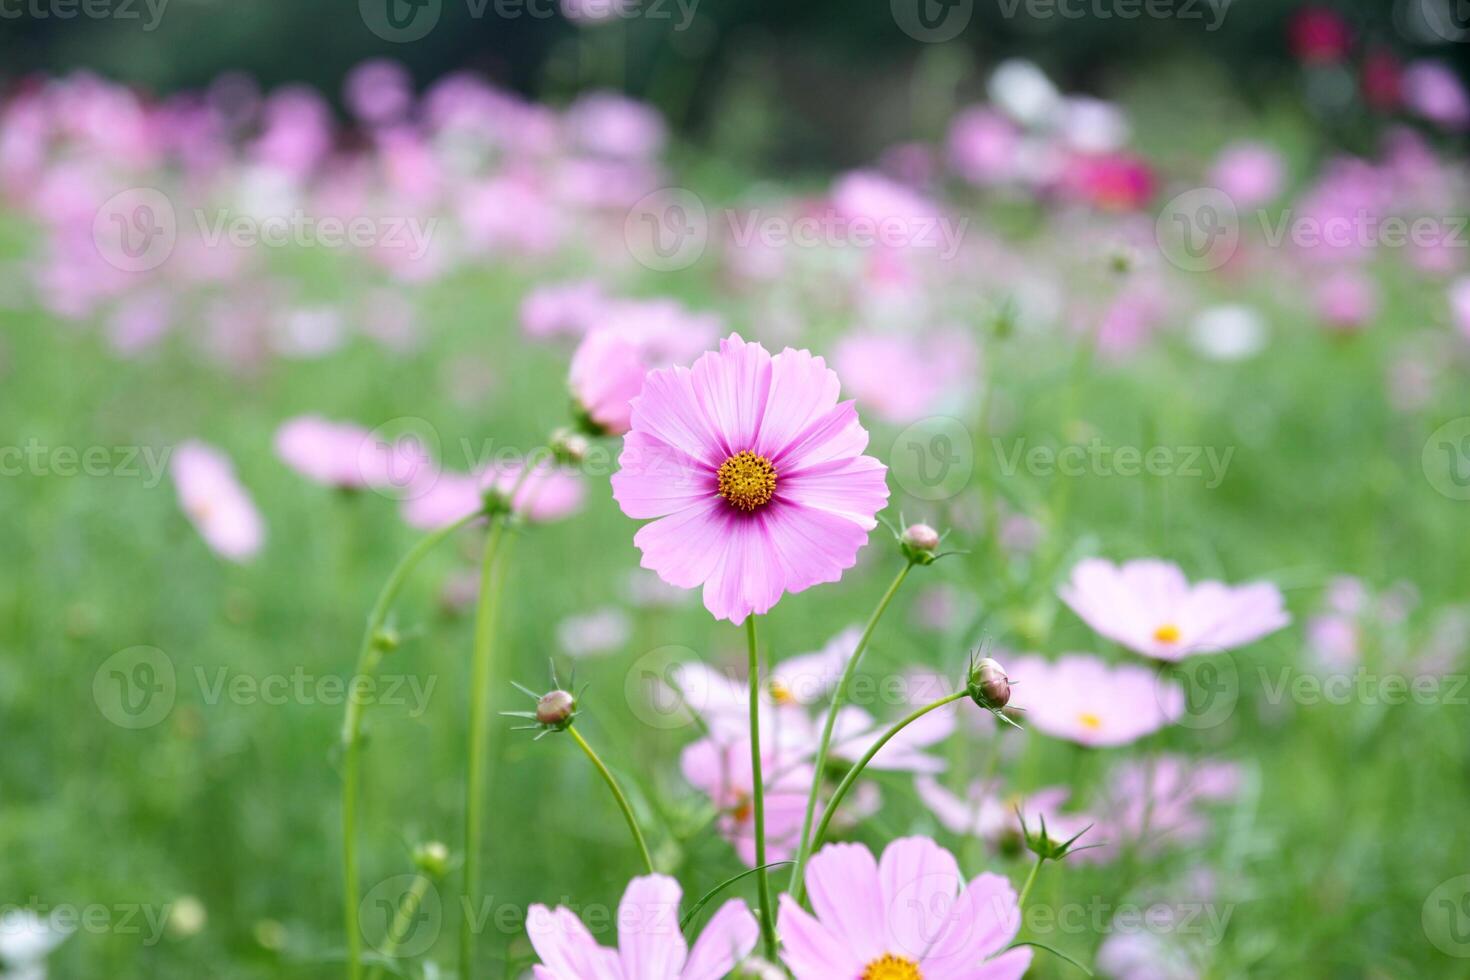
[778, 836, 1031, 980]
[1006, 654, 1183, 748]
[527, 873, 758, 980]
[1059, 558, 1290, 660]
[172, 441, 265, 563]
[611, 335, 889, 624]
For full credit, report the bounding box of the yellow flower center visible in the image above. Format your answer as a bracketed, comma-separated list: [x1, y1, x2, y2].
[769, 680, 795, 705]
[717, 451, 777, 511]
[1153, 623, 1182, 644]
[862, 954, 923, 980]
[1078, 712, 1104, 731]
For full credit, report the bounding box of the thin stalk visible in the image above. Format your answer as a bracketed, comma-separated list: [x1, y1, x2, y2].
[364, 872, 434, 980]
[459, 517, 514, 975]
[746, 616, 778, 960]
[568, 724, 655, 874]
[805, 690, 968, 876]
[342, 511, 480, 980]
[1017, 853, 1046, 909]
[787, 563, 914, 895]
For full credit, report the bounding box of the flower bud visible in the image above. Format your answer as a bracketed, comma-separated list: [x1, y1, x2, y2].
[968, 657, 1011, 710]
[900, 523, 942, 564]
[413, 840, 451, 878]
[535, 689, 577, 727]
[550, 427, 591, 466]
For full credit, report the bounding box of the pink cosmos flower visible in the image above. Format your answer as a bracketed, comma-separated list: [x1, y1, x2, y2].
[1059, 558, 1290, 660]
[1005, 654, 1183, 748]
[831, 704, 947, 774]
[680, 727, 813, 867]
[611, 334, 889, 624]
[833, 329, 977, 425]
[947, 108, 1022, 187]
[768, 625, 862, 706]
[1209, 142, 1284, 209]
[778, 836, 1031, 980]
[400, 457, 585, 529]
[527, 874, 758, 980]
[563, 90, 667, 161]
[915, 777, 1103, 862]
[521, 280, 608, 340]
[343, 59, 413, 127]
[274, 415, 429, 491]
[1402, 61, 1470, 132]
[1096, 755, 1240, 853]
[1314, 270, 1378, 333]
[172, 441, 265, 562]
[1061, 152, 1156, 211]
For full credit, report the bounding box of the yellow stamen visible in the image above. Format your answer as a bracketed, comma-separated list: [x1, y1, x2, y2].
[769, 680, 795, 705]
[1153, 623, 1182, 644]
[717, 451, 777, 511]
[862, 954, 923, 980]
[1078, 712, 1104, 731]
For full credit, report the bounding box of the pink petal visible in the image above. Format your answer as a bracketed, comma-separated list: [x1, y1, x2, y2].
[921, 873, 1023, 977]
[633, 501, 734, 592]
[804, 842, 885, 964]
[700, 517, 786, 624]
[681, 899, 758, 980]
[776, 894, 863, 980]
[688, 334, 770, 457]
[618, 875, 687, 979]
[612, 429, 715, 519]
[878, 836, 965, 961]
[527, 904, 622, 980]
[752, 346, 842, 460]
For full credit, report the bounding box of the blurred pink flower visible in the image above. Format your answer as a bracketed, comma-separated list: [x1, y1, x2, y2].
[1314, 270, 1378, 332]
[172, 440, 265, 562]
[343, 59, 413, 127]
[520, 280, 608, 340]
[555, 606, 631, 658]
[1288, 7, 1352, 65]
[401, 457, 584, 529]
[1307, 613, 1360, 670]
[1098, 755, 1241, 851]
[1006, 654, 1184, 747]
[832, 329, 976, 425]
[563, 90, 666, 160]
[274, 416, 429, 492]
[527, 874, 757, 980]
[1209, 141, 1284, 209]
[768, 625, 861, 706]
[106, 290, 173, 357]
[777, 837, 1031, 980]
[1402, 61, 1470, 132]
[1061, 152, 1156, 211]
[831, 704, 946, 774]
[947, 107, 1022, 187]
[611, 335, 889, 624]
[1449, 277, 1470, 341]
[681, 727, 812, 867]
[915, 777, 1105, 862]
[1060, 558, 1290, 660]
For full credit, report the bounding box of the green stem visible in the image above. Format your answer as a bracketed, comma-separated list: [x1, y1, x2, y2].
[787, 563, 914, 896]
[460, 517, 515, 976]
[342, 512, 480, 980]
[746, 616, 778, 960]
[1017, 853, 1046, 909]
[804, 690, 967, 872]
[364, 872, 434, 980]
[568, 724, 655, 874]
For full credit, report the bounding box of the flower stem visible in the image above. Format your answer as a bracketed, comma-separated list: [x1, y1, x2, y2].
[1017, 853, 1046, 909]
[787, 562, 914, 896]
[364, 872, 434, 980]
[459, 516, 516, 976]
[746, 615, 778, 960]
[804, 690, 967, 872]
[567, 724, 655, 874]
[342, 512, 480, 980]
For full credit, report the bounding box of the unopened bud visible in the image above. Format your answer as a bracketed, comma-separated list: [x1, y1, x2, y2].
[535, 689, 576, 727]
[968, 657, 1012, 710]
[550, 427, 591, 466]
[900, 523, 942, 564]
[413, 841, 451, 878]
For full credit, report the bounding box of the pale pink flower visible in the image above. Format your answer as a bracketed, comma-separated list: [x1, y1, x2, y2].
[1059, 558, 1290, 660]
[1006, 654, 1183, 748]
[1097, 755, 1241, 852]
[831, 704, 946, 774]
[400, 458, 584, 529]
[947, 107, 1022, 187]
[274, 415, 425, 491]
[172, 441, 265, 562]
[915, 777, 1104, 862]
[768, 625, 862, 707]
[1096, 930, 1199, 980]
[527, 874, 757, 980]
[778, 836, 1031, 980]
[520, 280, 608, 340]
[1402, 61, 1470, 131]
[563, 91, 666, 160]
[680, 727, 813, 867]
[611, 334, 889, 624]
[1314, 270, 1378, 332]
[1208, 142, 1285, 209]
[343, 59, 413, 127]
[832, 329, 977, 425]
